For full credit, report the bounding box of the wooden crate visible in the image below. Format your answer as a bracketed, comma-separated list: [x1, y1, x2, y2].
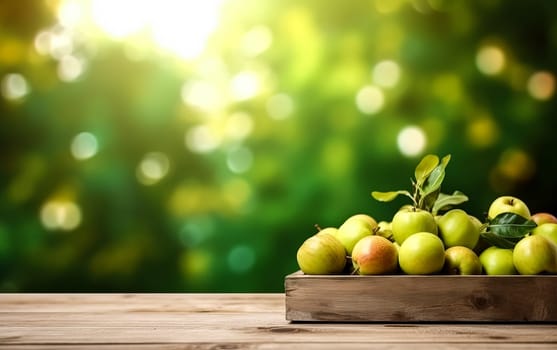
[285, 271, 557, 322]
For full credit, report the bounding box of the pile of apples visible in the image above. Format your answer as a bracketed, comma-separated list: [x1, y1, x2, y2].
[296, 155, 557, 276]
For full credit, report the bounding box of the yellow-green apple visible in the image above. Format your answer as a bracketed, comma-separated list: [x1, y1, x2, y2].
[479, 247, 517, 275]
[315, 227, 339, 237]
[375, 221, 394, 241]
[443, 246, 482, 275]
[532, 223, 557, 246]
[336, 214, 377, 255]
[349, 214, 378, 228]
[351, 235, 398, 275]
[531, 213, 557, 226]
[296, 233, 346, 274]
[437, 209, 481, 249]
[513, 235, 557, 275]
[487, 196, 531, 220]
[391, 208, 438, 245]
[469, 215, 483, 232]
[398, 232, 445, 275]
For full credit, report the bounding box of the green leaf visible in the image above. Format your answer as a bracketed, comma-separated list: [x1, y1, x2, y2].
[431, 190, 469, 216]
[421, 188, 440, 212]
[488, 212, 537, 239]
[414, 154, 439, 186]
[480, 232, 517, 249]
[371, 190, 412, 202]
[440, 154, 451, 169]
[421, 154, 451, 198]
[421, 165, 445, 197]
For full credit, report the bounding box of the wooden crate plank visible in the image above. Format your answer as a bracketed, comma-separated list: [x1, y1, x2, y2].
[285, 272, 557, 322]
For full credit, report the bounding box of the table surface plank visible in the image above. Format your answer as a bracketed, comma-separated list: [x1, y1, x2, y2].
[1, 293, 556, 349]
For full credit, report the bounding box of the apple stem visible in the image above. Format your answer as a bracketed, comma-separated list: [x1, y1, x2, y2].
[314, 224, 322, 232]
[410, 178, 420, 209]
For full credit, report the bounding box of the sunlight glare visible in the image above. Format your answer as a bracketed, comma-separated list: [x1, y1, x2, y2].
[57, 0, 85, 29]
[90, 0, 147, 38]
[87, 0, 224, 59]
[151, 0, 224, 59]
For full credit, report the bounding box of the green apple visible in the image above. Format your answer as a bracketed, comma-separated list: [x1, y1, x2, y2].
[391, 208, 437, 245]
[479, 246, 517, 275]
[398, 232, 445, 275]
[437, 209, 481, 249]
[531, 212, 557, 226]
[336, 214, 376, 255]
[487, 195, 531, 220]
[443, 246, 482, 275]
[351, 235, 398, 275]
[513, 235, 557, 275]
[296, 233, 346, 274]
[532, 223, 557, 246]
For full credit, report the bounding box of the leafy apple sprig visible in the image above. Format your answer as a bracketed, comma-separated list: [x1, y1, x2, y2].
[371, 154, 469, 215]
[480, 213, 536, 248]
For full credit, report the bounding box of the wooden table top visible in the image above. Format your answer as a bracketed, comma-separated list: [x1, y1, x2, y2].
[1, 293, 556, 349]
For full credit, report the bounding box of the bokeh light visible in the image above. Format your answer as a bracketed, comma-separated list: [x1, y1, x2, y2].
[40, 200, 82, 231]
[181, 80, 223, 112]
[179, 216, 215, 248]
[527, 71, 555, 101]
[490, 148, 536, 193]
[231, 70, 262, 101]
[355, 85, 385, 115]
[180, 250, 212, 281]
[222, 178, 253, 213]
[58, 54, 86, 82]
[71, 132, 98, 160]
[266, 93, 294, 120]
[241, 25, 273, 57]
[185, 125, 222, 154]
[34, 26, 74, 60]
[1, 73, 29, 100]
[226, 146, 254, 174]
[497, 148, 536, 182]
[227, 244, 256, 274]
[372, 60, 401, 88]
[397, 126, 427, 157]
[466, 116, 500, 149]
[56, 0, 84, 29]
[225, 111, 254, 141]
[476, 45, 506, 76]
[137, 152, 170, 185]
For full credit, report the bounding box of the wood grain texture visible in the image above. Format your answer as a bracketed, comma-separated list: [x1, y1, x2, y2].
[0, 293, 556, 349]
[285, 271, 557, 322]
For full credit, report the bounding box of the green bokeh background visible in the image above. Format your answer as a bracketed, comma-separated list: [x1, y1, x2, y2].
[1, 0, 557, 291]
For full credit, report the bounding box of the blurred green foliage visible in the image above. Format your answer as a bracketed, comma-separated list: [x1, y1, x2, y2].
[1, 0, 557, 291]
